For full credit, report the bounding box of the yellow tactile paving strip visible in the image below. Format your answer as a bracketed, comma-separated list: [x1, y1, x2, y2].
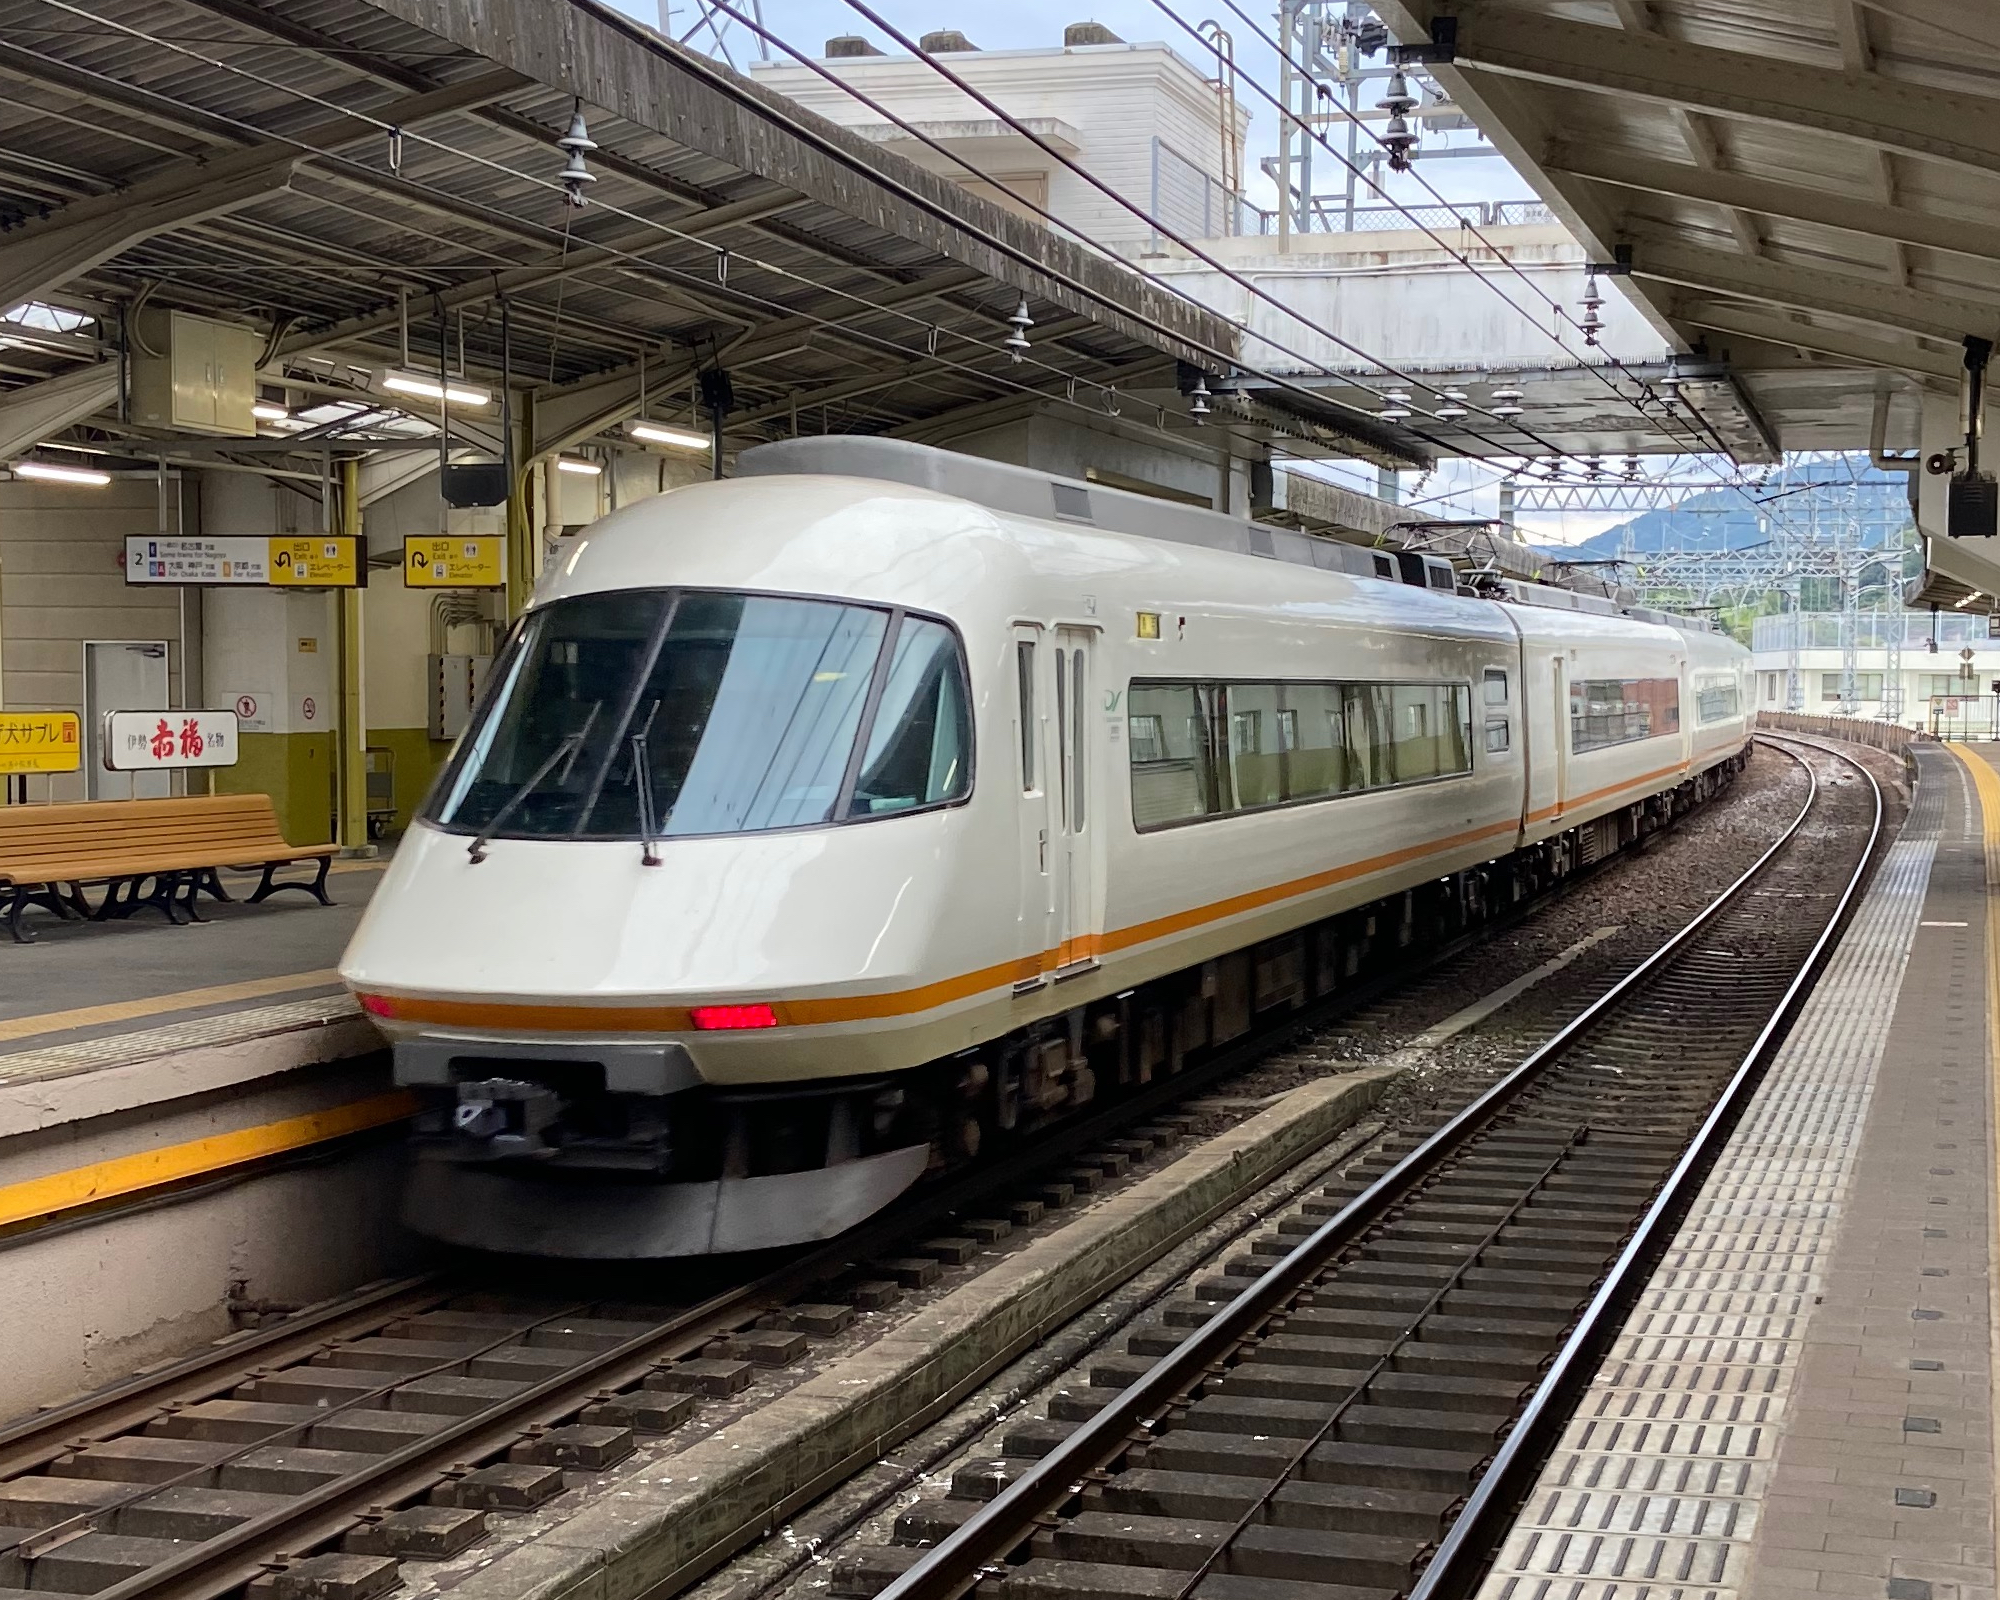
[1481, 743, 1980, 1599]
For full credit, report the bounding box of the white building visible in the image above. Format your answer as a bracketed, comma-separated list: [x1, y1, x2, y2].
[750, 26, 1250, 258]
[1750, 611, 2000, 730]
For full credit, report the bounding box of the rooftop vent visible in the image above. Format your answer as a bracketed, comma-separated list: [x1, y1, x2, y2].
[919, 29, 979, 51]
[1064, 21, 1124, 44]
[825, 34, 884, 55]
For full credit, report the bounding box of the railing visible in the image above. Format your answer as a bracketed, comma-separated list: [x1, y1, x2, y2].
[1752, 612, 1990, 651]
[1757, 710, 1926, 750]
[1916, 696, 2000, 743]
[1145, 139, 1553, 243]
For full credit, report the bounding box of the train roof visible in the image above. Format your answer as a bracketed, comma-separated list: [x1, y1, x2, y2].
[738, 437, 1388, 582]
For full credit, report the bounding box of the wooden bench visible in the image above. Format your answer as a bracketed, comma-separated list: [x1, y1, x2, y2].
[0, 794, 337, 943]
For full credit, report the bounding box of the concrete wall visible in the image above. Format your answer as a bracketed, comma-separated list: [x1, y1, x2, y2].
[0, 1050, 424, 1415]
[199, 475, 339, 843]
[1146, 227, 1661, 373]
[0, 478, 189, 801]
[750, 40, 1247, 254]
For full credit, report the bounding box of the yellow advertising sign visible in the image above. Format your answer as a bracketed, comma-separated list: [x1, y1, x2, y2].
[268, 536, 362, 587]
[404, 535, 505, 589]
[0, 711, 82, 774]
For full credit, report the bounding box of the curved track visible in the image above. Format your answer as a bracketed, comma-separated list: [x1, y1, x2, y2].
[0, 746, 1819, 1600]
[865, 735, 1883, 1600]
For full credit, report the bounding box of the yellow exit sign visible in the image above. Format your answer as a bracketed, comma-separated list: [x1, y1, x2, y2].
[0, 711, 82, 774]
[404, 535, 505, 589]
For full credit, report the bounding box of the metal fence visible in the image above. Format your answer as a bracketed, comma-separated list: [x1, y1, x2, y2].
[1147, 140, 1554, 242]
[1757, 710, 1926, 750]
[1752, 612, 1995, 651]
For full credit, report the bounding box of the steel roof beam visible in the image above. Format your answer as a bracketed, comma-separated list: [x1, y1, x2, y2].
[0, 70, 518, 315]
[1631, 237, 1999, 343]
[1550, 145, 2000, 266]
[1451, 5, 2000, 177]
[0, 362, 122, 459]
[273, 189, 804, 361]
[1670, 297, 1962, 381]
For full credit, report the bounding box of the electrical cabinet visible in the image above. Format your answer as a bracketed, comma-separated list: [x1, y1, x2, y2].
[428, 653, 492, 740]
[130, 310, 260, 436]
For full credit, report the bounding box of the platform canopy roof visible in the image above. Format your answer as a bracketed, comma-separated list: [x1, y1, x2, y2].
[0, 0, 1437, 483]
[1372, 0, 2000, 462]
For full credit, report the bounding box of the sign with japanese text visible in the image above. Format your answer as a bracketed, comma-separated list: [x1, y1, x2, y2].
[124, 536, 364, 588]
[103, 710, 240, 771]
[269, 537, 361, 587]
[404, 535, 505, 589]
[0, 711, 82, 774]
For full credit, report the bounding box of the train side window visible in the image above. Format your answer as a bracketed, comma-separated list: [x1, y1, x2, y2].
[1485, 718, 1511, 753]
[1224, 684, 1283, 808]
[1129, 682, 1214, 827]
[1055, 648, 1069, 819]
[1069, 647, 1086, 832]
[1484, 669, 1508, 705]
[1016, 641, 1036, 792]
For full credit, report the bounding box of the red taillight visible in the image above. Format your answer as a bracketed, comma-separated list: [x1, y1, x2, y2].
[359, 994, 396, 1018]
[690, 1003, 779, 1030]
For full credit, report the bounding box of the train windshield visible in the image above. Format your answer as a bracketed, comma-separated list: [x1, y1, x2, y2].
[426, 588, 971, 841]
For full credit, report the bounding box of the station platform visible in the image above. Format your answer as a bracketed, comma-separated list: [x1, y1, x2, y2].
[1485, 739, 1998, 1600]
[0, 853, 410, 1416]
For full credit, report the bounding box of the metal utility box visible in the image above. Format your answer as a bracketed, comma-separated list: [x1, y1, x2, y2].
[427, 653, 491, 740]
[129, 310, 261, 436]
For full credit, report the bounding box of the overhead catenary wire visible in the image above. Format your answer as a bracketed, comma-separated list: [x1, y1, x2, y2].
[34, 2, 1475, 481]
[798, 0, 1594, 464]
[1158, 0, 1831, 532]
[792, 0, 1821, 549]
[29, 1, 1319, 475]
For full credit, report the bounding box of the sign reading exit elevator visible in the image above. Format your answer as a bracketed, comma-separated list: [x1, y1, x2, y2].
[403, 535, 504, 588]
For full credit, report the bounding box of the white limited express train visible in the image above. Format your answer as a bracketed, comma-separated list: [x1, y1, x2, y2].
[341, 438, 1752, 1257]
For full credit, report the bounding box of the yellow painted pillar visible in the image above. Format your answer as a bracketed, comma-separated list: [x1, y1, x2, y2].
[507, 391, 536, 619]
[336, 459, 369, 853]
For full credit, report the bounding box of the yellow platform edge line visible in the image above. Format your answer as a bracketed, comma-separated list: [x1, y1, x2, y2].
[0, 1089, 418, 1230]
[0, 967, 343, 1046]
[1942, 743, 2000, 1580]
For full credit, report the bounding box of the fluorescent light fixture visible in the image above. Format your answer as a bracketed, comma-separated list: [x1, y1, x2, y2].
[556, 457, 602, 476]
[14, 460, 110, 486]
[380, 370, 491, 407]
[251, 401, 290, 422]
[629, 420, 711, 451]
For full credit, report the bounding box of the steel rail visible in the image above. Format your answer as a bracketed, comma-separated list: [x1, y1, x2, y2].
[875, 738, 1855, 1600]
[39, 878, 1553, 1600]
[1408, 733, 1883, 1597]
[11, 757, 1761, 1600]
[0, 1275, 449, 1481]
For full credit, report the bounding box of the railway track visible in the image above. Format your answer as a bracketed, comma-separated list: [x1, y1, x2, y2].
[844, 733, 1882, 1600]
[0, 744, 1825, 1600]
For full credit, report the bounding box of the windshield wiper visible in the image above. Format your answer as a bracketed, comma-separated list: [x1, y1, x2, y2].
[629, 698, 663, 867]
[468, 703, 600, 864]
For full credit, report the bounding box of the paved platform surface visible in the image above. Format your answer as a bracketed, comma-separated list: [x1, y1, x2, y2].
[1483, 740, 1997, 1600]
[0, 856, 384, 1073]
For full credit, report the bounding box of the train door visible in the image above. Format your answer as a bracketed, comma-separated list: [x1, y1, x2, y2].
[1052, 626, 1103, 975]
[1012, 625, 1054, 988]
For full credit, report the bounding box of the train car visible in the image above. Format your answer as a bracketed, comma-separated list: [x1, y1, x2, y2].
[340, 439, 1751, 1257]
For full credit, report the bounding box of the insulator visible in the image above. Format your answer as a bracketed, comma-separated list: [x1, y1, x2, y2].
[559, 103, 597, 154]
[560, 147, 595, 207]
[1376, 71, 1416, 113]
[1003, 296, 1033, 362]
